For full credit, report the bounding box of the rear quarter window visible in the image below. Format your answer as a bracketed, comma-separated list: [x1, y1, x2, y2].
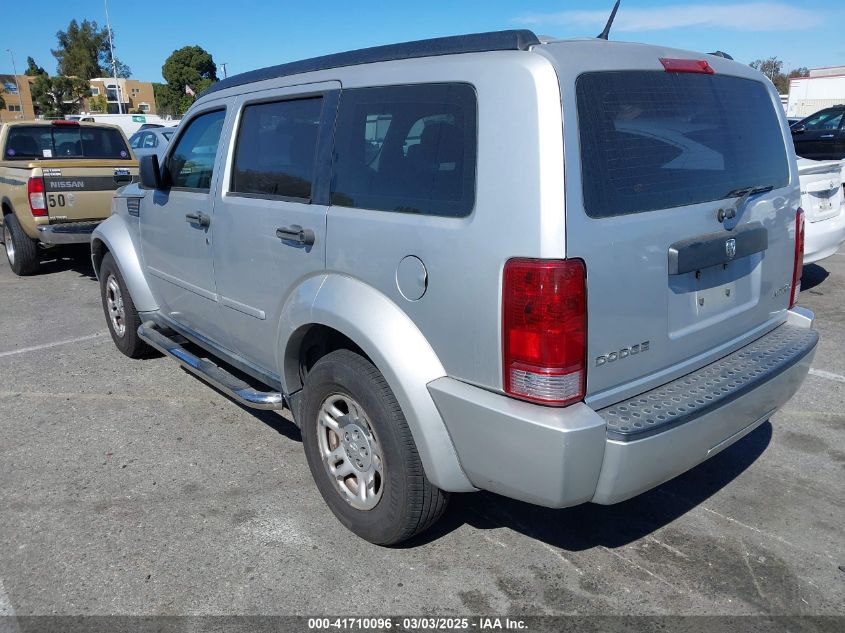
[576, 71, 790, 217]
[331, 83, 477, 217]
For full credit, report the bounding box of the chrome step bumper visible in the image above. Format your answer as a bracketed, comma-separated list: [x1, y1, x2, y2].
[38, 221, 101, 245]
[137, 322, 284, 410]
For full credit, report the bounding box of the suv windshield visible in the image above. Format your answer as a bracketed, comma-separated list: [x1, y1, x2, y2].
[577, 72, 789, 217]
[4, 125, 131, 161]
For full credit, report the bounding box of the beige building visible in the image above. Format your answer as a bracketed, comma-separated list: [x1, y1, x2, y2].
[0, 75, 157, 122]
[0, 75, 37, 122]
[88, 77, 157, 115]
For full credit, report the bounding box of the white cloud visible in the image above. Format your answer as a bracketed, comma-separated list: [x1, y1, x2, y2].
[515, 2, 822, 32]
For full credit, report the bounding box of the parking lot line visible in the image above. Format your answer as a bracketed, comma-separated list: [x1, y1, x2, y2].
[808, 368, 845, 383]
[0, 578, 15, 617]
[0, 332, 106, 359]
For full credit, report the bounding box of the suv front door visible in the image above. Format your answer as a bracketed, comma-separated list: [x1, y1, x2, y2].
[211, 83, 338, 376]
[140, 105, 232, 346]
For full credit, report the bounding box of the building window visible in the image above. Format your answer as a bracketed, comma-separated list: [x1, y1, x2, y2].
[3, 82, 18, 94]
[139, 103, 150, 113]
[106, 86, 119, 101]
[7, 104, 22, 112]
[90, 87, 100, 96]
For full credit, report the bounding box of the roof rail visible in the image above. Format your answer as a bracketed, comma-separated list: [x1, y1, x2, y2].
[202, 30, 541, 97]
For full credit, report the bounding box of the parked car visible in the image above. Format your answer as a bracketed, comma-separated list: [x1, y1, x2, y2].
[0, 120, 136, 275]
[791, 105, 845, 160]
[91, 30, 818, 545]
[797, 158, 845, 264]
[128, 127, 176, 161]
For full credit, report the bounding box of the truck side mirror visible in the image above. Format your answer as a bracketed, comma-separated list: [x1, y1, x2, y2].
[139, 154, 163, 190]
[791, 125, 805, 135]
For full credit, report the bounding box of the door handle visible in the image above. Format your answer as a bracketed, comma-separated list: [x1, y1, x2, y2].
[820, 134, 835, 139]
[276, 224, 315, 246]
[185, 212, 211, 228]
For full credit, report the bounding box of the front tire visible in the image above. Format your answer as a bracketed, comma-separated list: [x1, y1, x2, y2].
[2, 214, 40, 276]
[99, 252, 152, 359]
[301, 349, 449, 545]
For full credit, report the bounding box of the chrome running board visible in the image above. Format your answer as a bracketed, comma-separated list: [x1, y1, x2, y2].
[138, 322, 284, 410]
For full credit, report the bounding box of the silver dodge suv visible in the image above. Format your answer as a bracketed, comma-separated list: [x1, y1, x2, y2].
[92, 30, 818, 544]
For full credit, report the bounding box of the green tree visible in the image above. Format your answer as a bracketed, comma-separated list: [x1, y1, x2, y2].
[749, 57, 802, 94]
[51, 19, 111, 79]
[30, 75, 90, 117]
[0, 94, 5, 110]
[89, 93, 108, 113]
[161, 45, 217, 113]
[24, 57, 47, 77]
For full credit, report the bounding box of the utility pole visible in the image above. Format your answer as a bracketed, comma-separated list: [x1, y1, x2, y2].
[219, 63, 228, 79]
[104, 0, 124, 114]
[5, 49, 24, 119]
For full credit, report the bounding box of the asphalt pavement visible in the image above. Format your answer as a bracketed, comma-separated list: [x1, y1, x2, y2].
[0, 245, 843, 617]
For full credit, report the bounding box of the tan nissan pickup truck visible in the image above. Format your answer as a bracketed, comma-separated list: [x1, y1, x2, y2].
[0, 120, 137, 275]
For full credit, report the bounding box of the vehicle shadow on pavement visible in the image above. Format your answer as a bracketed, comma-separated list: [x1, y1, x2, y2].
[36, 246, 97, 280]
[801, 264, 829, 293]
[405, 421, 772, 550]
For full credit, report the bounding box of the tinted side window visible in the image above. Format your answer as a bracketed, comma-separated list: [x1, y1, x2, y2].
[331, 83, 477, 217]
[167, 109, 226, 191]
[231, 97, 322, 200]
[800, 109, 844, 131]
[577, 72, 790, 217]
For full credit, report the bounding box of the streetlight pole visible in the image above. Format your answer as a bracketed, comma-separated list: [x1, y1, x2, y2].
[5, 49, 24, 119]
[104, 0, 124, 114]
[219, 63, 228, 79]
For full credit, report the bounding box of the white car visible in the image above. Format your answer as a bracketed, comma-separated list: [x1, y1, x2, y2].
[797, 157, 845, 264]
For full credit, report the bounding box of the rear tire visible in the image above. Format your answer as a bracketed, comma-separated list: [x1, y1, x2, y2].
[301, 349, 449, 545]
[2, 214, 39, 276]
[99, 252, 152, 359]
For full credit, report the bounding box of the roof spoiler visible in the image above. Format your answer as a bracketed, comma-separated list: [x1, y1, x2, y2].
[708, 51, 735, 60]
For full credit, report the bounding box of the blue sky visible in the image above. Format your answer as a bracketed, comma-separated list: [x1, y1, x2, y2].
[2, 1, 843, 82]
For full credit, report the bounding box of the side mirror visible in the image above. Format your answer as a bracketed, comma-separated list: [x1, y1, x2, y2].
[139, 154, 163, 190]
[791, 125, 805, 134]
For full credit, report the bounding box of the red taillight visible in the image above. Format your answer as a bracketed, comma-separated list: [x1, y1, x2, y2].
[27, 177, 47, 217]
[790, 208, 805, 308]
[51, 120, 80, 126]
[659, 58, 715, 74]
[503, 258, 587, 406]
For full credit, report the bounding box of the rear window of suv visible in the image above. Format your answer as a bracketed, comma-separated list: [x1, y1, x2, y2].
[576, 72, 790, 217]
[4, 125, 131, 161]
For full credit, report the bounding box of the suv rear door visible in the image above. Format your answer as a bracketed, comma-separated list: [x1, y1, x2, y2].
[541, 42, 799, 408]
[210, 82, 339, 374]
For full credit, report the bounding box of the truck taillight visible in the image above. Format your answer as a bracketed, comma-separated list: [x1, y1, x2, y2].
[790, 208, 805, 308]
[27, 178, 47, 217]
[503, 258, 587, 406]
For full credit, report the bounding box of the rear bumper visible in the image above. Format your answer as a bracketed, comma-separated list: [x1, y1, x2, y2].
[804, 207, 845, 264]
[428, 312, 817, 507]
[38, 221, 101, 245]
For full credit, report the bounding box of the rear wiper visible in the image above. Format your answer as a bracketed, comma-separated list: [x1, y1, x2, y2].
[719, 185, 774, 226]
[723, 184, 774, 199]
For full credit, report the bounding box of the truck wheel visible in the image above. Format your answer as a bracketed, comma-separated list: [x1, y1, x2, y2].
[99, 252, 152, 359]
[301, 349, 449, 545]
[2, 214, 39, 276]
